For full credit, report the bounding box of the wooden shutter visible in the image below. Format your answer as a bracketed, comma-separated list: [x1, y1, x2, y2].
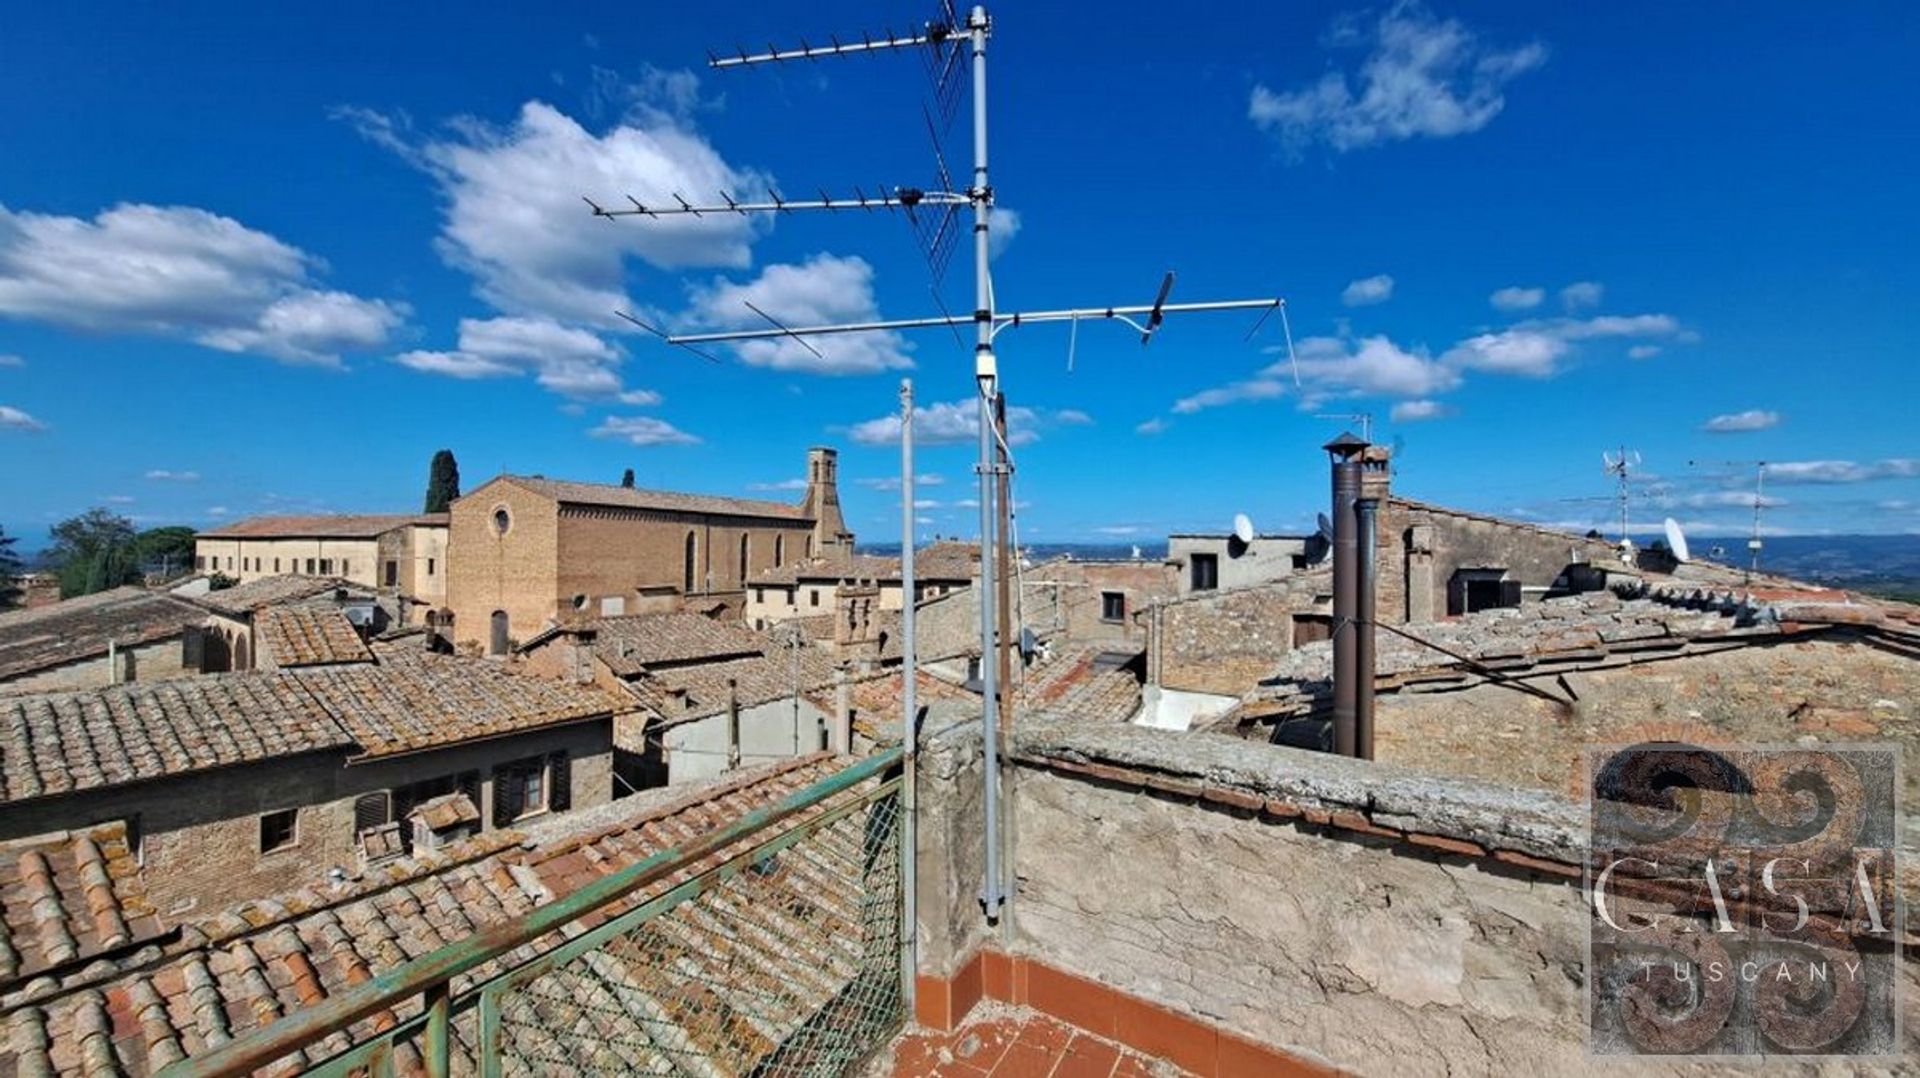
[493, 766, 525, 828]
[457, 770, 481, 810]
[547, 752, 572, 812]
[353, 792, 390, 835]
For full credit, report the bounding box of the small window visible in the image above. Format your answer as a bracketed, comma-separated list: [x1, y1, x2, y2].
[319, 559, 333, 575]
[810, 589, 821, 608]
[492, 757, 551, 825]
[354, 791, 390, 835]
[305, 558, 316, 574]
[385, 560, 399, 586]
[427, 557, 436, 576]
[1101, 591, 1126, 622]
[1191, 553, 1219, 592]
[340, 560, 350, 578]
[195, 555, 204, 571]
[274, 558, 281, 572]
[492, 507, 512, 536]
[227, 556, 235, 570]
[259, 809, 298, 854]
[572, 594, 588, 611]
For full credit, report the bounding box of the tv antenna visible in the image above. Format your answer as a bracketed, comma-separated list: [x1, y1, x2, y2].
[1688, 459, 1769, 580]
[592, 4, 1290, 918]
[1602, 447, 1642, 549]
[1314, 412, 1373, 443]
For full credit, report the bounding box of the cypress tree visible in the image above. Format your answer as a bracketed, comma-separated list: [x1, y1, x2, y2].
[621, 468, 636, 488]
[424, 450, 461, 513]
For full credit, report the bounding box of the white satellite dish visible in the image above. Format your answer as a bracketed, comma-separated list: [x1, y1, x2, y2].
[1232, 513, 1255, 544]
[1316, 512, 1333, 540]
[1663, 517, 1690, 563]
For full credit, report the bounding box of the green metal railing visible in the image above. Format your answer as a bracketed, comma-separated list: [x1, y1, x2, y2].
[163, 749, 905, 1078]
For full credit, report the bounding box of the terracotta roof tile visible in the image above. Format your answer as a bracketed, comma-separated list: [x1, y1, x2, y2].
[254, 607, 375, 669]
[189, 576, 353, 617]
[581, 612, 769, 676]
[0, 822, 166, 990]
[197, 514, 446, 540]
[500, 476, 810, 521]
[0, 588, 207, 683]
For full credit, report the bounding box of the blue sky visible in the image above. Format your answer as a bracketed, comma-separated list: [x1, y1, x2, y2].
[2, 2, 1916, 548]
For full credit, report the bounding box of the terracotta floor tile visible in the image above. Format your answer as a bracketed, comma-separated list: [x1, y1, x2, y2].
[1052, 1034, 1122, 1078]
[948, 1016, 1021, 1072]
[988, 1040, 1060, 1078]
[1014, 1016, 1076, 1056]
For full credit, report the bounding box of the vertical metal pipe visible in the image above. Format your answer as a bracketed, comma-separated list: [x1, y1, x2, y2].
[994, 392, 1014, 730]
[970, 5, 1006, 916]
[1355, 496, 1379, 762]
[424, 981, 451, 1078]
[899, 378, 919, 1010]
[1330, 454, 1359, 758]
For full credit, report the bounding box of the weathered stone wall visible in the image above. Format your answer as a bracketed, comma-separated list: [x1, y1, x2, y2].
[1377, 498, 1617, 625]
[0, 635, 192, 694]
[913, 706, 990, 978]
[1022, 559, 1175, 649]
[913, 586, 982, 663]
[1150, 574, 1328, 696]
[446, 479, 563, 651]
[1167, 535, 1312, 595]
[0, 721, 614, 916]
[660, 697, 834, 785]
[193, 536, 385, 587]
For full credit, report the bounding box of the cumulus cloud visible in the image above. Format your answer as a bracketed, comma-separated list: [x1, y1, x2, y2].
[1627, 345, 1661, 360]
[1701, 409, 1781, 434]
[0, 354, 22, 368]
[857, 474, 945, 491]
[395, 315, 658, 402]
[1135, 418, 1168, 436]
[1390, 399, 1453, 422]
[1289, 334, 1460, 398]
[1560, 280, 1604, 310]
[590, 415, 700, 446]
[846, 398, 1091, 448]
[0, 202, 406, 365]
[1678, 490, 1787, 510]
[683, 254, 911, 375]
[145, 469, 201, 481]
[989, 208, 1021, 260]
[0, 405, 46, 431]
[1249, 3, 1546, 155]
[1764, 459, 1919, 485]
[1341, 274, 1394, 307]
[747, 478, 809, 492]
[1489, 286, 1543, 312]
[1442, 313, 1682, 378]
[1173, 378, 1289, 415]
[344, 98, 768, 326]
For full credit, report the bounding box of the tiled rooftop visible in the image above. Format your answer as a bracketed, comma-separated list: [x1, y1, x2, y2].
[188, 575, 351, 617]
[500, 475, 811, 520]
[0, 755, 850, 1076]
[295, 648, 630, 757]
[0, 588, 207, 682]
[197, 513, 445, 539]
[1015, 645, 1144, 725]
[579, 611, 769, 676]
[0, 675, 356, 804]
[254, 606, 374, 668]
[0, 822, 165, 992]
[630, 648, 844, 723]
[751, 552, 903, 587]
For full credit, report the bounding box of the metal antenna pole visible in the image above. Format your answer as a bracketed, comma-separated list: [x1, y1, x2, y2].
[899, 377, 919, 1009]
[967, 4, 1007, 917]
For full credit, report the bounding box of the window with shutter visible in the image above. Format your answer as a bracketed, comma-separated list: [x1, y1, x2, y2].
[353, 792, 390, 835]
[547, 752, 571, 812]
[493, 766, 525, 828]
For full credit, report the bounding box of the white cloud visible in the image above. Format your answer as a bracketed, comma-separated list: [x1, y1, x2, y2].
[0, 202, 405, 366]
[1678, 490, 1788, 510]
[345, 98, 769, 326]
[394, 315, 658, 402]
[846, 397, 1089, 448]
[747, 478, 809, 492]
[0, 405, 45, 431]
[1390, 399, 1453, 422]
[989, 208, 1021, 260]
[1341, 274, 1394, 307]
[103, 495, 135, 505]
[1285, 334, 1461, 398]
[206, 506, 229, 518]
[1560, 280, 1604, 310]
[1628, 345, 1661, 360]
[1249, 3, 1546, 155]
[1489, 286, 1543, 312]
[1764, 459, 1919, 485]
[145, 469, 200, 482]
[1173, 378, 1288, 415]
[1441, 313, 1681, 378]
[684, 254, 911, 375]
[1095, 525, 1142, 536]
[1135, 418, 1168, 436]
[0, 354, 22, 367]
[857, 474, 945, 490]
[1702, 409, 1781, 434]
[590, 415, 700, 446]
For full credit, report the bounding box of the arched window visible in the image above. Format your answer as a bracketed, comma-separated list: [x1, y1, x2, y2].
[738, 534, 750, 586]
[683, 531, 697, 594]
[489, 611, 510, 656]
[774, 534, 785, 567]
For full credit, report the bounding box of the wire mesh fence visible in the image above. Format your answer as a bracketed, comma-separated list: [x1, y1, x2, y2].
[484, 779, 905, 1077]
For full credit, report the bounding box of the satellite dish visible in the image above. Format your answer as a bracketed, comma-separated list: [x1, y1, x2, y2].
[1663, 517, 1690, 563]
[1315, 513, 1333, 541]
[1232, 513, 1255, 544]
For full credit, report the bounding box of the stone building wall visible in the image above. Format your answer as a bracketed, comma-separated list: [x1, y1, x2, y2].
[0, 635, 193, 694]
[446, 480, 563, 651]
[194, 536, 385, 587]
[0, 721, 614, 916]
[658, 697, 835, 786]
[1021, 559, 1176, 649]
[1376, 498, 1617, 625]
[1149, 574, 1328, 696]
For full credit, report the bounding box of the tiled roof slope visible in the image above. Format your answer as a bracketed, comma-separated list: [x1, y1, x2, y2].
[197, 513, 445, 539]
[584, 612, 769, 676]
[0, 822, 166, 991]
[296, 649, 630, 757]
[255, 607, 375, 668]
[502, 476, 811, 521]
[1015, 645, 1144, 724]
[189, 576, 350, 617]
[0, 676, 356, 805]
[914, 541, 979, 581]
[630, 649, 843, 724]
[751, 553, 902, 587]
[0, 755, 855, 1076]
[0, 588, 206, 682]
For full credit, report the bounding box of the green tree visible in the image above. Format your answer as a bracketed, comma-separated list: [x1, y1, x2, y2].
[49, 508, 141, 598]
[621, 468, 635, 488]
[134, 526, 196, 579]
[424, 449, 460, 513]
[0, 524, 23, 610]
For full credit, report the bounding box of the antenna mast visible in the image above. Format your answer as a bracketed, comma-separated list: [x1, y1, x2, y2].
[1602, 447, 1642, 549]
[592, 3, 1287, 923]
[1689, 458, 1769, 580]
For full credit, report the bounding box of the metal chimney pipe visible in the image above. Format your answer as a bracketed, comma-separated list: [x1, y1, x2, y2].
[1325, 433, 1366, 758]
[1354, 495, 1379, 761]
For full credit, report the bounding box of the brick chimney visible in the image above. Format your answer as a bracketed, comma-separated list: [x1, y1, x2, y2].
[799, 446, 856, 558]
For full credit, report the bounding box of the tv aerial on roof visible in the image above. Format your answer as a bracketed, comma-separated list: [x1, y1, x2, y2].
[1663, 517, 1691, 563]
[1232, 512, 1255, 545]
